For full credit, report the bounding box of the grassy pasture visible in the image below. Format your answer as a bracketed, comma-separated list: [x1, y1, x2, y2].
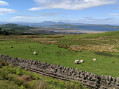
[0, 31, 119, 77]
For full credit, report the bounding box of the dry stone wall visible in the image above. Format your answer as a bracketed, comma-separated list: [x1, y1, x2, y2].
[0, 55, 119, 89]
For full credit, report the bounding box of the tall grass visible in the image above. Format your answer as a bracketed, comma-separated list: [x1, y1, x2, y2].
[0, 60, 87, 89]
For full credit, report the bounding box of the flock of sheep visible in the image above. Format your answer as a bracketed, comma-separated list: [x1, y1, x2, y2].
[74, 58, 96, 64]
[33, 51, 96, 64]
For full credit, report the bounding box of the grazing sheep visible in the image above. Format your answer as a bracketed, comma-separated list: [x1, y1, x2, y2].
[93, 58, 96, 61]
[74, 60, 80, 64]
[80, 60, 84, 63]
[33, 51, 37, 55]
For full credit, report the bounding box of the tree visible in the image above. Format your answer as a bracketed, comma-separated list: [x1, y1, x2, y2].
[0, 28, 2, 34]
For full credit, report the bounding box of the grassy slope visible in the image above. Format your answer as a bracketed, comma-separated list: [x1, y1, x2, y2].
[0, 31, 119, 77]
[0, 80, 21, 89]
[0, 60, 87, 89]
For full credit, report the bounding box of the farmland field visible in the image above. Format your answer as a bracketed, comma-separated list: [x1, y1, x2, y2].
[0, 31, 119, 77]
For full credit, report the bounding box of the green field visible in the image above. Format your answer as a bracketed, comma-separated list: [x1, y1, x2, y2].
[0, 31, 119, 77]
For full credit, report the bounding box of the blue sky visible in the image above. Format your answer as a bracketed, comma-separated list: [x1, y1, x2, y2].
[0, 0, 119, 24]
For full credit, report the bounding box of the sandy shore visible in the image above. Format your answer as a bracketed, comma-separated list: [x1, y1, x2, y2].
[64, 30, 107, 34]
[79, 30, 107, 33]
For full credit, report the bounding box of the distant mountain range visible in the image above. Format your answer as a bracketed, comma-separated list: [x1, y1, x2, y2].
[0, 21, 85, 27]
[0, 21, 119, 32]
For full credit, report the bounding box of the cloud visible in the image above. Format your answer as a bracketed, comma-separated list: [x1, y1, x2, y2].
[23, 11, 61, 16]
[109, 13, 119, 16]
[0, 0, 8, 6]
[83, 17, 93, 19]
[78, 17, 115, 24]
[41, 12, 61, 16]
[0, 8, 16, 15]
[10, 15, 43, 22]
[0, 1, 16, 15]
[104, 18, 114, 21]
[29, 0, 117, 10]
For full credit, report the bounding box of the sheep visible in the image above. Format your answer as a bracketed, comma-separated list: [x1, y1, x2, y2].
[33, 51, 37, 55]
[80, 60, 84, 63]
[74, 60, 80, 64]
[93, 58, 96, 61]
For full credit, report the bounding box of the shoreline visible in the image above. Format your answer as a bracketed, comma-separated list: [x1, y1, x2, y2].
[29, 28, 108, 34]
[78, 30, 107, 33]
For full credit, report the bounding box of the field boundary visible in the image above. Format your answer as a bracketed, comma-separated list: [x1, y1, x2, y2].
[0, 55, 119, 89]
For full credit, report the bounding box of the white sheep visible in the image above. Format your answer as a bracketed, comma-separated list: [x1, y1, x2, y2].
[93, 58, 96, 61]
[33, 51, 37, 55]
[80, 60, 84, 63]
[74, 60, 80, 64]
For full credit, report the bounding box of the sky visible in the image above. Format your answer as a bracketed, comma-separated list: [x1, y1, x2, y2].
[0, 0, 119, 24]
